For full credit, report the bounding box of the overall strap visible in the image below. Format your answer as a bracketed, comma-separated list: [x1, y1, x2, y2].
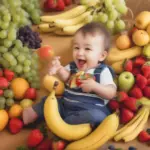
[69, 61, 78, 74]
[94, 63, 116, 83]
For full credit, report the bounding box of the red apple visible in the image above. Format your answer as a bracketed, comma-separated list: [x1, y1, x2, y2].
[38, 45, 54, 61]
[52, 140, 66, 150]
[24, 88, 37, 100]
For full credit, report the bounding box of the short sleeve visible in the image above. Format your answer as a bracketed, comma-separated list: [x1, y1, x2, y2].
[64, 64, 70, 71]
[100, 67, 116, 87]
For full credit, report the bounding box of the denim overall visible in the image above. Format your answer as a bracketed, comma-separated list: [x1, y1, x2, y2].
[33, 62, 114, 127]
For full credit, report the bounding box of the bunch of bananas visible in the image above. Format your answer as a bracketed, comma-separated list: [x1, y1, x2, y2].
[38, 5, 93, 35]
[114, 106, 150, 142]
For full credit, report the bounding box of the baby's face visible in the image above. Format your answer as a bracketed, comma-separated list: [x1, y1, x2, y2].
[72, 32, 107, 71]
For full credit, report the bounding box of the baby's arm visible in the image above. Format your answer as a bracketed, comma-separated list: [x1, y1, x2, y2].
[48, 56, 70, 82]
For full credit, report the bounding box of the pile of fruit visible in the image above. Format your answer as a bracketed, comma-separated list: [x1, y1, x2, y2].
[39, 0, 128, 35]
[0, 0, 41, 89]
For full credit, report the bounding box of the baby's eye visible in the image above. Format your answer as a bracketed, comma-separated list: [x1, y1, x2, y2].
[74, 46, 79, 50]
[85, 48, 91, 51]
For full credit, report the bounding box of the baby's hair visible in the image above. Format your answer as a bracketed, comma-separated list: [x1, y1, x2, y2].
[75, 22, 111, 51]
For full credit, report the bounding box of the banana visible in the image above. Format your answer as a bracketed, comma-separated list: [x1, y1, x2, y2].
[54, 29, 69, 36]
[114, 106, 146, 136]
[44, 89, 92, 141]
[111, 60, 125, 74]
[123, 107, 150, 142]
[38, 23, 57, 33]
[114, 106, 147, 142]
[40, 5, 88, 23]
[63, 22, 86, 35]
[54, 11, 91, 28]
[65, 113, 119, 150]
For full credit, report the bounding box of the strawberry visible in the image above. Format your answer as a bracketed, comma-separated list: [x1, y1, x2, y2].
[147, 78, 150, 86]
[133, 56, 146, 67]
[24, 88, 37, 100]
[0, 68, 3, 77]
[123, 97, 138, 111]
[0, 77, 9, 89]
[47, 0, 57, 10]
[129, 86, 143, 99]
[120, 108, 134, 124]
[0, 89, 3, 96]
[63, 0, 72, 5]
[55, 0, 65, 11]
[4, 69, 15, 82]
[36, 138, 52, 150]
[143, 86, 150, 98]
[138, 130, 150, 142]
[76, 78, 82, 87]
[9, 118, 23, 134]
[141, 61, 150, 78]
[116, 91, 128, 102]
[123, 59, 133, 72]
[136, 74, 147, 89]
[27, 129, 44, 148]
[132, 67, 141, 76]
[108, 100, 119, 112]
[52, 140, 66, 150]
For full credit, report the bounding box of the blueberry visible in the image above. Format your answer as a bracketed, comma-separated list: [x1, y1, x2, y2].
[108, 145, 115, 150]
[128, 146, 137, 150]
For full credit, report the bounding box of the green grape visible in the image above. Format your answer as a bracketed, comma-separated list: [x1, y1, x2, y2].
[115, 4, 128, 14]
[14, 40, 23, 48]
[0, 46, 8, 53]
[115, 19, 126, 31]
[32, 52, 39, 60]
[2, 59, 10, 68]
[6, 98, 15, 107]
[3, 52, 14, 62]
[0, 96, 6, 103]
[31, 10, 40, 24]
[106, 20, 115, 29]
[24, 59, 31, 66]
[11, 59, 17, 66]
[4, 39, 13, 48]
[113, 0, 125, 5]
[8, 28, 17, 41]
[12, 15, 20, 23]
[31, 82, 40, 89]
[31, 70, 37, 76]
[0, 103, 5, 109]
[12, 48, 19, 56]
[17, 54, 25, 63]
[15, 64, 23, 73]
[26, 4, 35, 13]
[9, 23, 17, 30]
[24, 66, 30, 73]
[108, 10, 118, 21]
[0, 30, 7, 39]
[22, 46, 29, 53]
[104, 0, 113, 8]
[98, 12, 108, 23]
[1, 21, 9, 30]
[4, 89, 14, 98]
[33, 76, 40, 82]
[3, 14, 11, 22]
[28, 77, 33, 82]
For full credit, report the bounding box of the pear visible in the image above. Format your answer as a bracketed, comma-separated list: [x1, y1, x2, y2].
[143, 44, 150, 59]
[135, 11, 150, 29]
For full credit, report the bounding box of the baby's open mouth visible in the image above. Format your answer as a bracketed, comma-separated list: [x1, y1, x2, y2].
[78, 59, 86, 66]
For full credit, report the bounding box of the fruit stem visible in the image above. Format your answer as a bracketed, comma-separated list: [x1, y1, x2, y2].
[53, 81, 59, 90]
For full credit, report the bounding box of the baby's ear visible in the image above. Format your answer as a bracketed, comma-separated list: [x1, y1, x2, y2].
[99, 50, 108, 61]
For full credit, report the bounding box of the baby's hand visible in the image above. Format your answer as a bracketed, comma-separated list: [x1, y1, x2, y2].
[48, 56, 62, 75]
[79, 78, 96, 93]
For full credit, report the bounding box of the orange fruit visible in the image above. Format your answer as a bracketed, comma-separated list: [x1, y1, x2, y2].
[8, 104, 23, 118]
[10, 78, 30, 100]
[0, 109, 9, 131]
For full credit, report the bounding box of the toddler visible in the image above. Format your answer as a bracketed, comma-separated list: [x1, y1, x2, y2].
[23, 22, 117, 128]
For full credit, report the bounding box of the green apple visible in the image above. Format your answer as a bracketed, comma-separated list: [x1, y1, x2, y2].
[118, 71, 135, 92]
[20, 99, 33, 109]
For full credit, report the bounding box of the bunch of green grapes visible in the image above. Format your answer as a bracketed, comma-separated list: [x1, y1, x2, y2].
[21, 0, 41, 24]
[0, 89, 15, 109]
[82, 0, 128, 34]
[0, 0, 41, 89]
